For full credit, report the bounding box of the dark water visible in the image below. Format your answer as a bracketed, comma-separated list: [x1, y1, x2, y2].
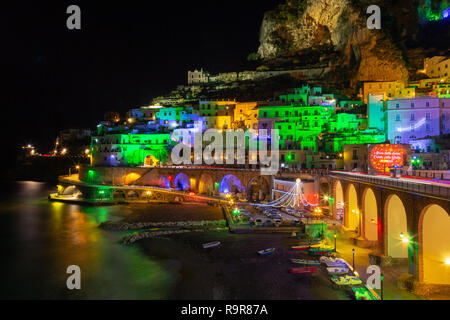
[0, 182, 177, 299]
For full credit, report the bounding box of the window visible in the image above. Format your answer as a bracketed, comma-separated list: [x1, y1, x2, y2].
[426, 113, 431, 120]
[411, 103, 415, 108]
[396, 103, 399, 108]
[410, 113, 415, 121]
[426, 124, 431, 132]
[395, 114, 401, 121]
[426, 101, 429, 107]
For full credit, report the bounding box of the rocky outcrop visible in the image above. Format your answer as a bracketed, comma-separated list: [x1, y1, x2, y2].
[257, 0, 417, 84]
[99, 219, 227, 231]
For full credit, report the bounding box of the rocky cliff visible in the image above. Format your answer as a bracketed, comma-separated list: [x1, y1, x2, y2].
[256, 0, 445, 85]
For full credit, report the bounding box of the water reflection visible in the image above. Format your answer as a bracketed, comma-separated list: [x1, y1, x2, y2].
[0, 182, 176, 299]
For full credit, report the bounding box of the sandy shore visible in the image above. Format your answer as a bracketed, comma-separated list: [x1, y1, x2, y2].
[137, 231, 351, 300]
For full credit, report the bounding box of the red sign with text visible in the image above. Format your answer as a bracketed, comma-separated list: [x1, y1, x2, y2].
[369, 144, 407, 173]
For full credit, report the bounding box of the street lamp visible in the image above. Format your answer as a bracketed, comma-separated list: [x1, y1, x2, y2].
[352, 248, 355, 271]
[334, 233, 337, 251]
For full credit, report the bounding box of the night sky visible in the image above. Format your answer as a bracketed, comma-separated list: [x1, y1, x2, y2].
[6, 0, 281, 155]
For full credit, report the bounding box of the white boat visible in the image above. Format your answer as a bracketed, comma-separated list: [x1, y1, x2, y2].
[327, 267, 350, 275]
[202, 241, 221, 249]
[320, 256, 347, 267]
[258, 248, 275, 255]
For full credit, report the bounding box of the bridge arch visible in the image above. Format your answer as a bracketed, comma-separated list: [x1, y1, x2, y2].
[362, 187, 379, 242]
[124, 172, 142, 185]
[419, 204, 450, 284]
[198, 173, 214, 195]
[345, 183, 359, 231]
[384, 194, 408, 259]
[159, 175, 171, 189]
[174, 172, 191, 191]
[319, 177, 331, 208]
[62, 185, 83, 198]
[219, 174, 242, 194]
[334, 180, 344, 221]
[126, 190, 140, 200]
[247, 176, 270, 202]
[112, 189, 126, 200]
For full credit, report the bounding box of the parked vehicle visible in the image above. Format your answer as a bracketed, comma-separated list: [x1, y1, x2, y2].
[258, 248, 275, 255]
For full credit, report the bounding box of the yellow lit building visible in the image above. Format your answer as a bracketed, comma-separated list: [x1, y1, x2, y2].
[424, 56, 450, 78]
[234, 101, 258, 130]
[198, 100, 236, 130]
[362, 81, 415, 103]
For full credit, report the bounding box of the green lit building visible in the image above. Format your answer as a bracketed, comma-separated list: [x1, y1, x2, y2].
[90, 133, 171, 167]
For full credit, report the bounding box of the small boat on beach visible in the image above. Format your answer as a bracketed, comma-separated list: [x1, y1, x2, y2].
[327, 267, 350, 275]
[202, 241, 221, 249]
[289, 266, 318, 274]
[308, 246, 335, 255]
[291, 259, 321, 266]
[291, 243, 324, 250]
[258, 248, 275, 255]
[320, 256, 347, 267]
[331, 275, 362, 286]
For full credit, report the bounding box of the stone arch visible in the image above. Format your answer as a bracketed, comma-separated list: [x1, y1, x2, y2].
[198, 173, 215, 195]
[345, 183, 359, 231]
[62, 185, 83, 198]
[112, 189, 126, 200]
[219, 174, 242, 194]
[319, 177, 331, 209]
[124, 172, 142, 185]
[334, 180, 344, 221]
[247, 175, 270, 202]
[159, 175, 171, 189]
[362, 187, 378, 242]
[418, 204, 450, 284]
[174, 172, 191, 191]
[384, 194, 408, 259]
[126, 190, 140, 200]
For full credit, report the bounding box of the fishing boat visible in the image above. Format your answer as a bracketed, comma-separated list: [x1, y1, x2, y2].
[289, 266, 318, 274]
[202, 241, 221, 249]
[352, 286, 381, 300]
[291, 259, 321, 266]
[331, 275, 362, 286]
[320, 256, 347, 267]
[327, 267, 350, 275]
[291, 243, 324, 250]
[308, 246, 335, 255]
[258, 248, 275, 255]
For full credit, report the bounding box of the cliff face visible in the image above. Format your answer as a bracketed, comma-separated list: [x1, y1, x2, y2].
[257, 0, 421, 84]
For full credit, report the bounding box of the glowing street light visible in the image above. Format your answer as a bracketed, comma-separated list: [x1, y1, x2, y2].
[445, 258, 450, 265]
[324, 195, 329, 201]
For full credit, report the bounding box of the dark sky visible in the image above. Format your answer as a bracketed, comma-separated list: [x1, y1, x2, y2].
[6, 0, 281, 153]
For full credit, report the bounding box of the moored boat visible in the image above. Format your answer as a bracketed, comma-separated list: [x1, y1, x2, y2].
[291, 259, 321, 266]
[327, 267, 350, 275]
[289, 266, 318, 274]
[331, 275, 362, 286]
[202, 241, 221, 249]
[258, 248, 275, 255]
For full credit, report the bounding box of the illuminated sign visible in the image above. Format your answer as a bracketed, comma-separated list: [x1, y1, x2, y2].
[369, 144, 407, 173]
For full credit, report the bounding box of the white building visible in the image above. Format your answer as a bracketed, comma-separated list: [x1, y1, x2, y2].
[187, 69, 210, 84]
[424, 56, 450, 78]
[386, 97, 450, 145]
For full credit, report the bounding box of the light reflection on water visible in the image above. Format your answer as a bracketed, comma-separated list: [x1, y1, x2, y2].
[0, 182, 177, 299]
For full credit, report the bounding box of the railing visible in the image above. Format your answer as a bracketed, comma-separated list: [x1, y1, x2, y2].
[330, 171, 450, 199]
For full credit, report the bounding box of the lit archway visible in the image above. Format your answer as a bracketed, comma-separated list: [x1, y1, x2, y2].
[346, 184, 359, 231]
[124, 172, 142, 185]
[144, 154, 159, 166]
[174, 173, 190, 191]
[62, 186, 83, 198]
[126, 190, 140, 200]
[335, 180, 344, 221]
[113, 190, 125, 200]
[220, 175, 242, 194]
[385, 194, 408, 259]
[363, 188, 378, 242]
[247, 176, 270, 201]
[420, 204, 450, 284]
[159, 175, 171, 188]
[198, 174, 214, 195]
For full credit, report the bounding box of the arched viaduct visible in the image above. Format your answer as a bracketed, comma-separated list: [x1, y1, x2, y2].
[320, 171, 450, 288]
